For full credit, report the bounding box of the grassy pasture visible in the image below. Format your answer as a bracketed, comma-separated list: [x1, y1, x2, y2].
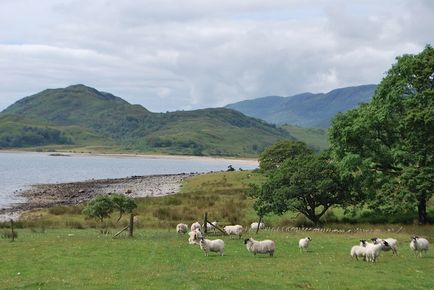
[1, 228, 433, 290]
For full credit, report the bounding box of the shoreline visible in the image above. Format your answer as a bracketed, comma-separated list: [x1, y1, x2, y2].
[0, 172, 198, 222]
[0, 149, 259, 165]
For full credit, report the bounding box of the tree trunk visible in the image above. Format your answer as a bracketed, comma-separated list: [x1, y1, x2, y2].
[417, 197, 427, 224]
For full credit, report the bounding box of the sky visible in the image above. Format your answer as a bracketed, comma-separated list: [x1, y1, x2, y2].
[0, 0, 433, 112]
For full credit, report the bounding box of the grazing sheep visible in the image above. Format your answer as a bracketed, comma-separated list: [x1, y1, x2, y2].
[224, 225, 243, 238]
[365, 240, 389, 262]
[298, 237, 312, 252]
[410, 236, 429, 257]
[188, 229, 202, 245]
[371, 237, 398, 255]
[176, 223, 188, 234]
[244, 238, 275, 257]
[250, 222, 265, 231]
[190, 222, 201, 232]
[351, 245, 367, 261]
[199, 237, 225, 256]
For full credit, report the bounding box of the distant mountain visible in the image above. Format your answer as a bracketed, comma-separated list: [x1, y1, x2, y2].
[0, 85, 292, 156]
[226, 85, 377, 128]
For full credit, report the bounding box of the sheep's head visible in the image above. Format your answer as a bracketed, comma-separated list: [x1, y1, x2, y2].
[307, 237, 312, 241]
[360, 239, 367, 246]
[383, 241, 389, 247]
[244, 238, 251, 244]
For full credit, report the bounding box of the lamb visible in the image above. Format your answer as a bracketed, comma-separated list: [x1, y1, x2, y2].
[371, 237, 398, 255]
[224, 225, 243, 238]
[190, 222, 201, 232]
[176, 223, 188, 234]
[250, 222, 265, 231]
[410, 236, 429, 257]
[199, 237, 225, 256]
[351, 245, 367, 261]
[188, 229, 202, 245]
[365, 240, 389, 262]
[298, 237, 312, 252]
[244, 238, 275, 257]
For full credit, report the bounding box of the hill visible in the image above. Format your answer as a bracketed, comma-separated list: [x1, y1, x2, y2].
[226, 84, 377, 128]
[281, 124, 329, 151]
[0, 85, 292, 156]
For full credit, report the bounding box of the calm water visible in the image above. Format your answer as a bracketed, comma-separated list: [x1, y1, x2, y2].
[0, 152, 257, 209]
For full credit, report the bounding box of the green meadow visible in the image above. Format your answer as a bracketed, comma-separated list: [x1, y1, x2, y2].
[1, 171, 433, 289]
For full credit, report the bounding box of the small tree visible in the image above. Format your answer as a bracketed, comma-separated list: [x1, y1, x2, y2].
[111, 194, 137, 223]
[251, 153, 350, 226]
[82, 195, 114, 233]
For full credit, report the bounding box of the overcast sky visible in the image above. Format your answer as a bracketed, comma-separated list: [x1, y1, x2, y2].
[0, 0, 432, 112]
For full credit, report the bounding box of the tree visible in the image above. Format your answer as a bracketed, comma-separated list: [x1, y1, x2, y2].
[329, 45, 434, 224]
[251, 152, 350, 226]
[82, 195, 114, 232]
[111, 194, 137, 223]
[258, 140, 313, 172]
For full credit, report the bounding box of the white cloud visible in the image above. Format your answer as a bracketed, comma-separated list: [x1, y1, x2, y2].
[0, 0, 432, 112]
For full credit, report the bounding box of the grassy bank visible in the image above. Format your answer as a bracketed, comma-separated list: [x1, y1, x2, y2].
[1, 229, 433, 289]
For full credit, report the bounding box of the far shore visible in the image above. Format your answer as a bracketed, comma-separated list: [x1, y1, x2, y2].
[0, 149, 259, 166]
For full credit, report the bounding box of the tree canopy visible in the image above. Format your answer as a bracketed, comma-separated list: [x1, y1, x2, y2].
[251, 149, 351, 226]
[329, 45, 434, 224]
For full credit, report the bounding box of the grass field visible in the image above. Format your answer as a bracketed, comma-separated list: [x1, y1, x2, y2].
[1, 228, 433, 290]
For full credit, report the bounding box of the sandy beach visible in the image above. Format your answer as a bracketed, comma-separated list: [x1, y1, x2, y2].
[0, 173, 197, 222]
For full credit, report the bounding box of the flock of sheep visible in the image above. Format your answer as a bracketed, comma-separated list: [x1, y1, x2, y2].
[176, 221, 309, 257]
[176, 222, 430, 261]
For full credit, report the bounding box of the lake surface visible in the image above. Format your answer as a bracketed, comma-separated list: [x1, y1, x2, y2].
[0, 152, 258, 209]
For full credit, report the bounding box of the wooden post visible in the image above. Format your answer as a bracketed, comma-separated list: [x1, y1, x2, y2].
[256, 216, 262, 234]
[10, 219, 15, 242]
[203, 212, 208, 234]
[128, 214, 134, 237]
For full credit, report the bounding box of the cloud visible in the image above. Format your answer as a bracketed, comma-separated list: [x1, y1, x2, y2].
[0, 0, 432, 112]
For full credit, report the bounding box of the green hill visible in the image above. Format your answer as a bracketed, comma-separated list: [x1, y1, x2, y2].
[281, 124, 329, 151]
[226, 85, 377, 128]
[0, 85, 292, 156]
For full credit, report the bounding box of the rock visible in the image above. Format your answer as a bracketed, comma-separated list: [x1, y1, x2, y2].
[78, 189, 85, 194]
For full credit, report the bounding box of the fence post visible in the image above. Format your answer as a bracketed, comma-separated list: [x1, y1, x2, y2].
[256, 216, 263, 234]
[128, 214, 134, 237]
[203, 212, 208, 234]
[10, 219, 15, 242]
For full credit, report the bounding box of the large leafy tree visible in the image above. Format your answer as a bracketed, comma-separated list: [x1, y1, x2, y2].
[329, 46, 434, 224]
[258, 140, 313, 172]
[251, 151, 350, 226]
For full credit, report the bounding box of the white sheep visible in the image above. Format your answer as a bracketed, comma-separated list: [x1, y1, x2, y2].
[190, 222, 201, 232]
[188, 229, 202, 245]
[244, 238, 275, 257]
[176, 223, 188, 234]
[224, 225, 243, 238]
[250, 222, 265, 231]
[199, 237, 225, 256]
[365, 240, 389, 262]
[410, 236, 429, 257]
[351, 245, 367, 261]
[298, 237, 312, 252]
[371, 237, 398, 255]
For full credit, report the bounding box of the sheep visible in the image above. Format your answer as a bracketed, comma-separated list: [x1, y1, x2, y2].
[371, 237, 398, 255]
[244, 238, 275, 257]
[365, 240, 389, 262]
[188, 229, 202, 245]
[190, 222, 201, 232]
[199, 237, 225, 256]
[351, 245, 367, 261]
[224, 225, 243, 238]
[176, 223, 188, 234]
[298, 237, 312, 252]
[202, 221, 218, 233]
[250, 222, 265, 231]
[410, 236, 429, 257]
